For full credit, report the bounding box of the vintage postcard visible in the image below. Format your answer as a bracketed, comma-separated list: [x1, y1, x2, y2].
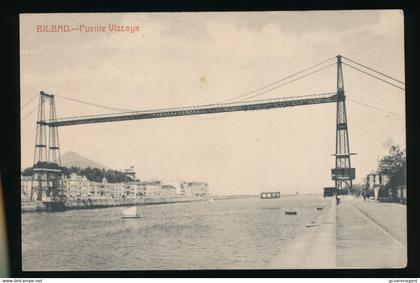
[20, 11, 406, 271]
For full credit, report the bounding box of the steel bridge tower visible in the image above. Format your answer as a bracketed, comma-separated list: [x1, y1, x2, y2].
[30, 91, 64, 203]
[332, 55, 355, 194]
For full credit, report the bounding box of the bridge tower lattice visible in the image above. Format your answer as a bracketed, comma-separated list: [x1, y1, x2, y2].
[30, 91, 64, 202]
[332, 55, 356, 194]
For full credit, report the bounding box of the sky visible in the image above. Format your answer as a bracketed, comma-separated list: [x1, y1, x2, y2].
[20, 11, 405, 195]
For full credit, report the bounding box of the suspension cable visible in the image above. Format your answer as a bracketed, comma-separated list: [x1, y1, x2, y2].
[219, 56, 336, 103]
[342, 62, 405, 91]
[53, 58, 336, 113]
[347, 98, 404, 119]
[55, 94, 135, 112]
[235, 62, 336, 102]
[21, 93, 39, 110]
[21, 105, 38, 121]
[342, 56, 404, 85]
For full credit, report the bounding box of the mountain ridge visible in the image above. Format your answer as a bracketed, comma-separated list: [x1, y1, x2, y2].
[61, 151, 107, 169]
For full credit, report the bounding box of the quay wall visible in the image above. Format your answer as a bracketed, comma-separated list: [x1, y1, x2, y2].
[21, 194, 260, 213]
[21, 196, 209, 213]
[211, 194, 257, 200]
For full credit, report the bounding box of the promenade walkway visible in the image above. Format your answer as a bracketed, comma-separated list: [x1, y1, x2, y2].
[267, 196, 407, 269]
[336, 197, 407, 268]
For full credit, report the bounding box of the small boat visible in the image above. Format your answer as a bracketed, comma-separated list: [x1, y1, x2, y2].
[316, 207, 323, 210]
[285, 211, 297, 215]
[305, 224, 318, 228]
[121, 206, 140, 219]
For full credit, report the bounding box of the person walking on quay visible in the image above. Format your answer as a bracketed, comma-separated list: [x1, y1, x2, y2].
[362, 191, 366, 202]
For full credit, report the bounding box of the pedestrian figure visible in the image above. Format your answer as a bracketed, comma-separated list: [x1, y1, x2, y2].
[362, 192, 366, 202]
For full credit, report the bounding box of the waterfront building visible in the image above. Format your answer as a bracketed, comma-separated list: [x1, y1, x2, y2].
[126, 182, 142, 198]
[89, 182, 102, 197]
[180, 181, 209, 197]
[22, 171, 205, 201]
[123, 166, 137, 181]
[64, 173, 90, 198]
[21, 175, 32, 200]
[160, 185, 177, 198]
[366, 172, 390, 200]
[142, 181, 162, 197]
[105, 181, 144, 199]
[107, 183, 128, 198]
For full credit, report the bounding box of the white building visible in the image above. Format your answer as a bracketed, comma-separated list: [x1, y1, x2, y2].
[123, 166, 137, 181]
[142, 181, 162, 197]
[160, 185, 177, 198]
[64, 173, 90, 197]
[22, 172, 181, 200]
[21, 175, 32, 200]
[180, 181, 209, 197]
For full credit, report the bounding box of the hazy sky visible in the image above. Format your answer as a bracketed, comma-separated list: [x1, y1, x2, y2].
[20, 11, 405, 195]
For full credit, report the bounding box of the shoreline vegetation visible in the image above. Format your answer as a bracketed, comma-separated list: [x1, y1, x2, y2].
[22, 163, 135, 183]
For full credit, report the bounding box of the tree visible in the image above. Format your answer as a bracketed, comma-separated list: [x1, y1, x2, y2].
[378, 145, 406, 188]
[22, 164, 133, 183]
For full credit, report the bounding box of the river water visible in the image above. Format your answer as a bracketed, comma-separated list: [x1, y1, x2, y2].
[22, 195, 328, 271]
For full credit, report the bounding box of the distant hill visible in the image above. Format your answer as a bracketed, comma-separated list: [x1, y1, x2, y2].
[61, 151, 107, 169]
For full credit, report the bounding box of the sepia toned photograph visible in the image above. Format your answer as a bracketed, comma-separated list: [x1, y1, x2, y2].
[19, 11, 406, 271]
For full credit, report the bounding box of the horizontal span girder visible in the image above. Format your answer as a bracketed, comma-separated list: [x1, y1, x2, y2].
[47, 93, 337, 127]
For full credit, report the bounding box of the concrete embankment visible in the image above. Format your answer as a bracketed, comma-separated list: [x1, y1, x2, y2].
[21, 194, 257, 213]
[212, 194, 258, 201]
[266, 198, 336, 269]
[266, 196, 407, 269]
[336, 197, 407, 268]
[21, 196, 209, 213]
[21, 201, 45, 212]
